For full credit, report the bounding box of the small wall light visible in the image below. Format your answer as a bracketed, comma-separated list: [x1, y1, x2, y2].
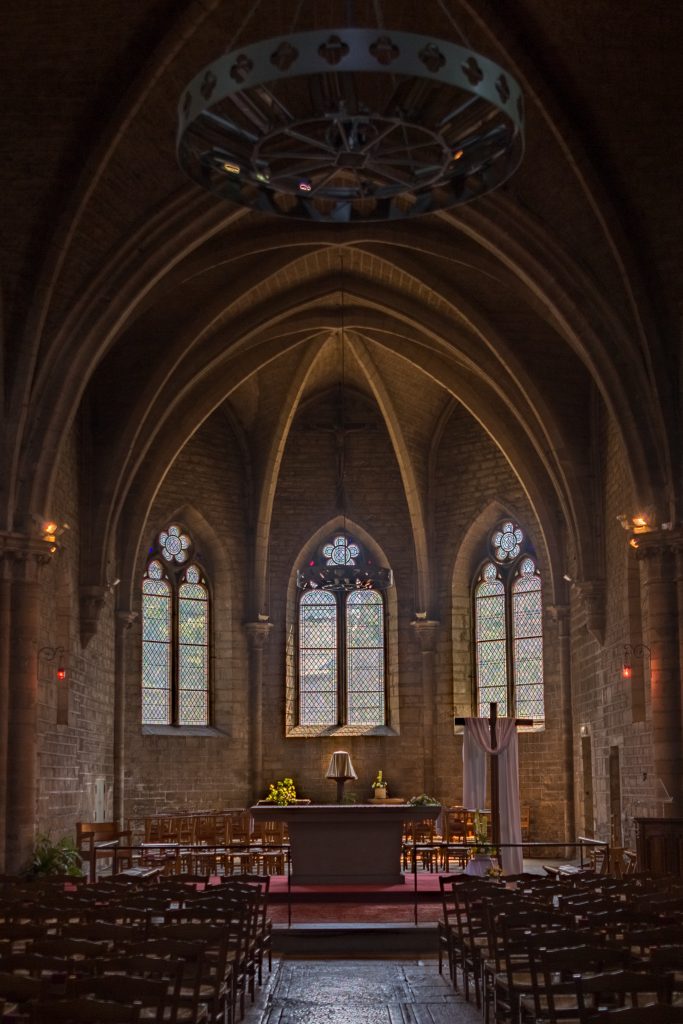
[38, 645, 66, 682]
[622, 642, 650, 681]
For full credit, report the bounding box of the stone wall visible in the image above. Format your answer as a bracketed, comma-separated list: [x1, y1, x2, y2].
[35, 424, 116, 840]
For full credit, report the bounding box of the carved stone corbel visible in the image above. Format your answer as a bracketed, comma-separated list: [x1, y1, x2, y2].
[79, 585, 107, 648]
[572, 580, 605, 646]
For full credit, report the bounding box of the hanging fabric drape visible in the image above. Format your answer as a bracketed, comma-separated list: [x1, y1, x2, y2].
[462, 718, 523, 875]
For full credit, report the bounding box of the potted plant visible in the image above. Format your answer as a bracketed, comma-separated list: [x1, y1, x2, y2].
[24, 834, 83, 878]
[371, 770, 387, 800]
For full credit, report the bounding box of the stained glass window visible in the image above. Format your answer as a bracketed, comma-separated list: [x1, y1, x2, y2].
[297, 535, 387, 728]
[475, 563, 508, 716]
[347, 590, 385, 725]
[512, 557, 544, 719]
[299, 590, 338, 725]
[142, 560, 172, 724]
[141, 527, 211, 726]
[473, 522, 544, 722]
[178, 565, 209, 725]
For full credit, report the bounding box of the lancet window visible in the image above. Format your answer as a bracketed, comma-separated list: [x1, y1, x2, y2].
[474, 520, 545, 721]
[141, 524, 210, 726]
[297, 534, 386, 727]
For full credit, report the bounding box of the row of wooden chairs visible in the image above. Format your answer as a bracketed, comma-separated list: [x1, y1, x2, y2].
[439, 869, 683, 1024]
[0, 872, 272, 1023]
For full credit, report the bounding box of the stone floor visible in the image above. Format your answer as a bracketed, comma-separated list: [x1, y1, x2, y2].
[243, 956, 482, 1023]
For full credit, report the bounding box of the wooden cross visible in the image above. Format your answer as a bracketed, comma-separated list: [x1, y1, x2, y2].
[454, 702, 532, 848]
[300, 388, 375, 510]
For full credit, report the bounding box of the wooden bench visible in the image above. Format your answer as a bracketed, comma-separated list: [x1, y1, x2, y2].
[76, 822, 132, 882]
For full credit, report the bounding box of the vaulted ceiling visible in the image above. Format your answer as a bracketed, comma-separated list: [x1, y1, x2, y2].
[2, 0, 681, 600]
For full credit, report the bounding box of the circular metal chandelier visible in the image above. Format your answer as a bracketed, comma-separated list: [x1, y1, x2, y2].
[177, 28, 524, 222]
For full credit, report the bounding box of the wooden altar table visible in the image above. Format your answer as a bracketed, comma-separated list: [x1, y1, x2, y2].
[251, 803, 440, 885]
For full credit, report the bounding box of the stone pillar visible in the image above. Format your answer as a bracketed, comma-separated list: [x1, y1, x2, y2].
[0, 564, 11, 872]
[113, 610, 137, 829]
[245, 621, 273, 803]
[547, 603, 575, 845]
[411, 618, 439, 797]
[2, 530, 53, 873]
[637, 532, 683, 815]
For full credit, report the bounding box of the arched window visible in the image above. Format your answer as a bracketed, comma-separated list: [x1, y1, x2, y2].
[141, 524, 210, 726]
[297, 534, 386, 727]
[474, 520, 544, 721]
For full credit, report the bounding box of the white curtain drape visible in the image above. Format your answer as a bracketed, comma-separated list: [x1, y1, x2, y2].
[462, 718, 523, 875]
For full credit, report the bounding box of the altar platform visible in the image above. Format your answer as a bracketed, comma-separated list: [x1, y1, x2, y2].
[267, 872, 442, 903]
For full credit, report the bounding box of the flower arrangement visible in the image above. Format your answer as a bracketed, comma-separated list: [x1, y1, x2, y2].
[472, 810, 492, 854]
[264, 777, 297, 805]
[486, 865, 503, 879]
[371, 770, 387, 790]
[407, 793, 440, 806]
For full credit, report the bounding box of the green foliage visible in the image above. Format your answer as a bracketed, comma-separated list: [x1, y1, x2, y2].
[407, 793, 440, 806]
[25, 834, 83, 878]
[264, 777, 297, 805]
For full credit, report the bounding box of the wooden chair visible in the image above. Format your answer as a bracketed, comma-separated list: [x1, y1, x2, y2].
[574, 969, 673, 1023]
[95, 955, 191, 1024]
[76, 823, 132, 882]
[221, 874, 273, 983]
[525, 943, 632, 1023]
[403, 819, 439, 873]
[249, 821, 286, 875]
[145, 925, 231, 1024]
[67, 975, 170, 1023]
[440, 811, 468, 871]
[128, 937, 209, 1024]
[437, 875, 461, 989]
[33, 996, 144, 1022]
[587, 1007, 683, 1023]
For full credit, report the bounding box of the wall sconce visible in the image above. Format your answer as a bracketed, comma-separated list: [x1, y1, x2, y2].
[38, 646, 66, 681]
[622, 643, 650, 681]
[39, 520, 70, 554]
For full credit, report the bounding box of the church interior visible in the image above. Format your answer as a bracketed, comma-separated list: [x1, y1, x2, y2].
[1, 0, 682, 883]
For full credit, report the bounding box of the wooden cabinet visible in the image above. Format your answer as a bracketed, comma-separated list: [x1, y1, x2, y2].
[635, 817, 683, 876]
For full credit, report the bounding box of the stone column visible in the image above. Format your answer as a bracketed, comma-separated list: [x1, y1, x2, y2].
[113, 610, 137, 829]
[547, 603, 575, 845]
[245, 621, 273, 803]
[411, 618, 439, 797]
[3, 533, 53, 873]
[637, 531, 683, 815]
[0, 560, 11, 872]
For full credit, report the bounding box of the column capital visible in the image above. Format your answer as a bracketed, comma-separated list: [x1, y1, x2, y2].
[244, 620, 274, 648]
[116, 609, 138, 631]
[546, 603, 570, 624]
[0, 530, 55, 581]
[80, 585, 108, 648]
[635, 527, 683, 561]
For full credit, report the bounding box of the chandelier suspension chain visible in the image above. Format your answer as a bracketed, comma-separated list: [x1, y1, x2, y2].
[436, 0, 472, 48]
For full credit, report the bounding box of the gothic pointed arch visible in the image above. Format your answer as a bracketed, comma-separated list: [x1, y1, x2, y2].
[285, 518, 399, 737]
[141, 521, 210, 726]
